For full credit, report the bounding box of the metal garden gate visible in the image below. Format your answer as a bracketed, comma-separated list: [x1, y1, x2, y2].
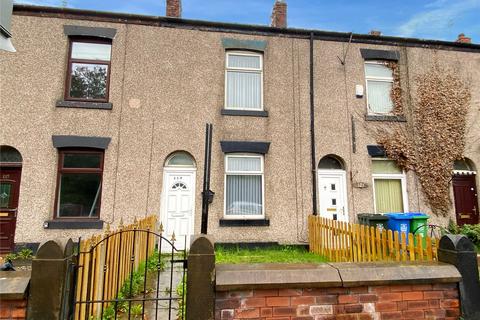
[67, 227, 187, 320]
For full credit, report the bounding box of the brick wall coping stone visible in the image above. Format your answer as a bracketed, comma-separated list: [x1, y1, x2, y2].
[215, 262, 461, 291]
[0, 270, 31, 300]
[216, 263, 341, 291]
[333, 262, 461, 287]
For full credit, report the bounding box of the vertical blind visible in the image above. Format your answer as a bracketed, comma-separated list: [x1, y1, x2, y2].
[365, 63, 393, 114]
[228, 54, 261, 69]
[226, 53, 262, 110]
[365, 63, 392, 78]
[226, 156, 263, 216]
[367, 81, 393, 113]
[374, 179, 404, 213]
[227, 156, 262, 172]
[226, 175, 262, 215]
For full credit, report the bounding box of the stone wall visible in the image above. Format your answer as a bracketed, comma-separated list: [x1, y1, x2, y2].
[215, 283, 460, 319]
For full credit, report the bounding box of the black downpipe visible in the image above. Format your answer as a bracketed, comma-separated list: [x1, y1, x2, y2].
[309, 32, 318, 216]
[201, 123, 213, 234]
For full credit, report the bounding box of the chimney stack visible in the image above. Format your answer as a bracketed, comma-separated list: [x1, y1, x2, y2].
[166, 0, 181, 18]
[369, 30, 382, 36]
[456, 33, 471, 44]
[271, 0, 287, 28]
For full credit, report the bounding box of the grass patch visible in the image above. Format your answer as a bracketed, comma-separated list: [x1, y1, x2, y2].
[215, 245, 327, 264]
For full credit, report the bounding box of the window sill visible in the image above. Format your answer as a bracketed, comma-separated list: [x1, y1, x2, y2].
[56, 100, 113, 110]
[365, 114, 406, 122]
[43, 219, 104, 229]
[219, 219, 270, 227]
[221, 109, 268, 117]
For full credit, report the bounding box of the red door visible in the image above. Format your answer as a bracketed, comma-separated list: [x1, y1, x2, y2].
[0, 167, 21, 253]
[453, 175, 479, 226]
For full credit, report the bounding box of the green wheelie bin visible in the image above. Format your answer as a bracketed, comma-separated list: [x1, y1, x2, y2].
[410, 213, 430, 247]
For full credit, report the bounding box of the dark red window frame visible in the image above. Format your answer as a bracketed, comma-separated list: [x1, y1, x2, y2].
[64, 37, 112, 102]
[54, 148, 105, 220]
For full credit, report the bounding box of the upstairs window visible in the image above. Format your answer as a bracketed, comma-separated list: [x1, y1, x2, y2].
[225, 51, 263, 110]
[224, 154, 264, 218]
[365, 61, 394, 114]
[55, 149, 104, 219]
[66, 39, 112, 102]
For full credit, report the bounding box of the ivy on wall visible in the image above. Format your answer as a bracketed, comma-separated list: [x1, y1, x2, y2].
[378, 64, 471, 215]
[387, 62, 404, 116]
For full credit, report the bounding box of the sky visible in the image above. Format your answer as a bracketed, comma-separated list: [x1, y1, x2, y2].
[15, 0, 480, 42]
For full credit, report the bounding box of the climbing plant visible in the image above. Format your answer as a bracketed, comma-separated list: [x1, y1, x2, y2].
[378, 63, 471, 215]
[387, 61, 404, 115]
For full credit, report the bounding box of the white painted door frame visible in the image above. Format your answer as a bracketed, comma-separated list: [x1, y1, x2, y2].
[160, 167, 196, 250]
[317, 169, 349, 222]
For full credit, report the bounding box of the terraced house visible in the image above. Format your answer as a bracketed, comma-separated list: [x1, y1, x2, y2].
[0, 0, 479, 252]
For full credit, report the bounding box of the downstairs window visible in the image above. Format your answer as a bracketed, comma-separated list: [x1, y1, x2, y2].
[224, 154, 264, 218]
[55, 149, 104, 219]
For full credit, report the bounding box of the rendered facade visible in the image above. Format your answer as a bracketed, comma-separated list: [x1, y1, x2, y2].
[0, 1, 479, 251]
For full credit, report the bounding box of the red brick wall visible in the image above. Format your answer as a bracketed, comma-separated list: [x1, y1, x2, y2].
[166, 0, 181, 18]
[0, 299, 27, 320]
[215, 283, 460, 320]
[271, 1, 287, 28]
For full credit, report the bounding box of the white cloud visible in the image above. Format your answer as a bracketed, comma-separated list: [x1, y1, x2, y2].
[396, 0, 480, 38]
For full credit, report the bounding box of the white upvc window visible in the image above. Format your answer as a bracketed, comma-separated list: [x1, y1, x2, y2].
[224, 154, 264, 218]
[371, 159, 408, 214]
[365, 61, 394, 114]
[225, 51, 263, 111]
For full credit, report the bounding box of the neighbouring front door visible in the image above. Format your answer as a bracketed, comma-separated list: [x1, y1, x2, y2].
[453, 175, 479, 225]
[318, 171, 348, 222]
[0, 167, 21, 253]
[161, 170, 195, 250]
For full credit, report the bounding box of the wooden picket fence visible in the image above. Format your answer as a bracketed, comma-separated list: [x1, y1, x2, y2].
[308, 215, 439, 263]
[74, 215, 157, 320]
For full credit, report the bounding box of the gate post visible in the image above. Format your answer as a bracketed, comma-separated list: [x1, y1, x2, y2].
[27, 238, 75, 320]
[438, 234, 480, 320]
[186, 235, 215, 320]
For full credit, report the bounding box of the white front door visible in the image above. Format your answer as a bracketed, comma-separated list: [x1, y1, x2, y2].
[161, 170, 195, 250]
[318, 170, 348, 222]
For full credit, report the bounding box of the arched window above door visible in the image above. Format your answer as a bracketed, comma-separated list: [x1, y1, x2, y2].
[165, 151, 196, 167]
[0, 146, 22, 164]
[318, 155, 344, 170]
[453, 158, 476, 175]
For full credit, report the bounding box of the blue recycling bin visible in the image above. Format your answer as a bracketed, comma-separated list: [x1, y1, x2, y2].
[386, 213, 414, 242]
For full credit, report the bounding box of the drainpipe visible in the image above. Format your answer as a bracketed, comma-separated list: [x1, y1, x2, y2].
[309, 32, 318, 215]
[201, 123, 213, 234]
